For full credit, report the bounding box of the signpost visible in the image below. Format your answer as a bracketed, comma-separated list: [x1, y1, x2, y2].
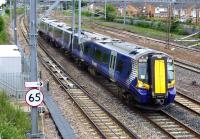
[25, 81, 44, 138]
[25, 81, 44, 88]
[25, 89, 44, 107]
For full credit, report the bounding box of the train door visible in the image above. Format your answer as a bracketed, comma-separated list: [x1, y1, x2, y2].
[151, 56, 167, 98]
[109, 51, 117, 80]
[79, 41, 84, 58]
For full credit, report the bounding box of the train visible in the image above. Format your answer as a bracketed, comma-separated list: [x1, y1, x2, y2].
[38, 18, 176, 109]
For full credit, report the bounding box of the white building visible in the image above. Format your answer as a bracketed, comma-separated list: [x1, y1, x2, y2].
[0, 0, 6, 7]
[0, 45, 22, 73]
[0, 45, 24, 98]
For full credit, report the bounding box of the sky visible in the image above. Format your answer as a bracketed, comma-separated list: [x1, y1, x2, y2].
[0, 0, 6, 7]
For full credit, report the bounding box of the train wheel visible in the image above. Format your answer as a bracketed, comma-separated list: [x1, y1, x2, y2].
[88, 66, 96, 76]
[125, 93, 133, 106]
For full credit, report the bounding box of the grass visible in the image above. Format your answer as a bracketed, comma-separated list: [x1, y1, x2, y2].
[57, 10, 199, 46]
[63, 10, 186, 41]
[16, 8, 25, 15]
[0, 14, 9, 44]
[0, 7, 24, 44]
[96, 20, 186, 41]
[0, 92, 31, 139]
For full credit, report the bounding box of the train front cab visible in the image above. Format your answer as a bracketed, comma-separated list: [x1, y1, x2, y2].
[135, 55, 176, 106]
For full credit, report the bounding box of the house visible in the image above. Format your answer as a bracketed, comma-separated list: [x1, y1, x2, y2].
[117, 3, 155, 17]
[173, 4, 200, 23]
[154, 5, 168, 19]
[146, 4, 155, 17]
[117, 4, 140, 17]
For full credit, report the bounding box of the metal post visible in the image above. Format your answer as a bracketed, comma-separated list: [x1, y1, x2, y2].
[167, 1, 172, 49]
[124, 0, 126, 24]
[14, 0, 17, 45]
[10, 0, 12, 28]
[71, 0, 75, 51]
[29, 0, 39, 138]
[93, 0, 94, 19]
[78, 0, 81, 44]
[104, 0, 107, 20]
[24, 0, 26, 22]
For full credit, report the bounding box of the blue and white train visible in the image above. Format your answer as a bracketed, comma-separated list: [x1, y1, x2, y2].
[39, 18, 176, 109]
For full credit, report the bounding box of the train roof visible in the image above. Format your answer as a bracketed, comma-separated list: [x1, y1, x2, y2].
[41, 18, 170, 59]
[77, 31, 161, 59]
[41, 18, 72, 32]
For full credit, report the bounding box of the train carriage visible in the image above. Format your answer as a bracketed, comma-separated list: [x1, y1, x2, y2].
[39, 18, 176, 109]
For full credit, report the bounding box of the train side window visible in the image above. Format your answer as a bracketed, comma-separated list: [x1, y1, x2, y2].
[84, 45, 89, 54]
[89, 47, 94, 57]
[95, 49, 102, 62]
[126, 62, 132, 77]
[44, 24, 47, 31]
[55, 28, 59, 37]
[167, 62, 174, 82]
[49, 25, 53, 32]
[116, 60, 124, 73]
[64, 32, 69, 40]
[40, 23, 43, 29]
[102, 53, 109, 64]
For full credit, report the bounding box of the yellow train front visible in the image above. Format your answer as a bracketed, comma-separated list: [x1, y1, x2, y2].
[130, 53, 176, 109]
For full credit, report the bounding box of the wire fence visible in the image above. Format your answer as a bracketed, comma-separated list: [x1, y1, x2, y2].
[0, 46, 31, 101]
[0, 72, 30, 100]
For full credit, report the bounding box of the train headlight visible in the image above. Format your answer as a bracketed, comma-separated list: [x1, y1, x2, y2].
[168, 80, 175, 88]
[137, 80, 150, 90]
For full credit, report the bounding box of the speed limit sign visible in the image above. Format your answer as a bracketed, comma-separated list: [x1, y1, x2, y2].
[25, 89, 44, 107]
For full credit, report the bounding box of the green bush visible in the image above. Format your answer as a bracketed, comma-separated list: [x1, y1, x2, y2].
[109, 16, 189, 35]
[136, 20, 151, 28]
[0, 92, 31, 139]
[82, 11, 92, 17]
[0, 31, 8, 44]
[5, 9, 10, 15]
[0, 16, 4, 32]
[106, 4, 116, 21]
[175, 26, 188, 35]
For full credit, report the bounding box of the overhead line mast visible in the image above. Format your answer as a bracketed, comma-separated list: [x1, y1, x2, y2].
[29, 0, 40, 138]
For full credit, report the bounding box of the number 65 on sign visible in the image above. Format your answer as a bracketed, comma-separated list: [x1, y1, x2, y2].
[25, 89, 44, 107]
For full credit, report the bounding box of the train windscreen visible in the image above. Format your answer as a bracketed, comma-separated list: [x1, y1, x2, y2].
[138, 62, 149, 83]
[167, 62, 174, 82]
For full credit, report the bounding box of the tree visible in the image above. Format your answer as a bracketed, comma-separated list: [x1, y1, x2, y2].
[106, 4, 116, 21]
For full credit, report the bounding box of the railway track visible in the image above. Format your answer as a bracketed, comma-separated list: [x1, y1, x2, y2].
[175, 90, 200, 116]
[37, 38, 139, 139]
[92, 23, 200, 53]
[144, 110, 200, 138]
[19, 15, 74, 139]
[21, 15, 200, 138]
[98, 72, 200, 138]
[174, 60, 200, 74]
[20, 15, 139, 139]
[100, 77, 200, 138]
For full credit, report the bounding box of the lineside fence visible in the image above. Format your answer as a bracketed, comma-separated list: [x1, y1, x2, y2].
[0, 47, 31, 101]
